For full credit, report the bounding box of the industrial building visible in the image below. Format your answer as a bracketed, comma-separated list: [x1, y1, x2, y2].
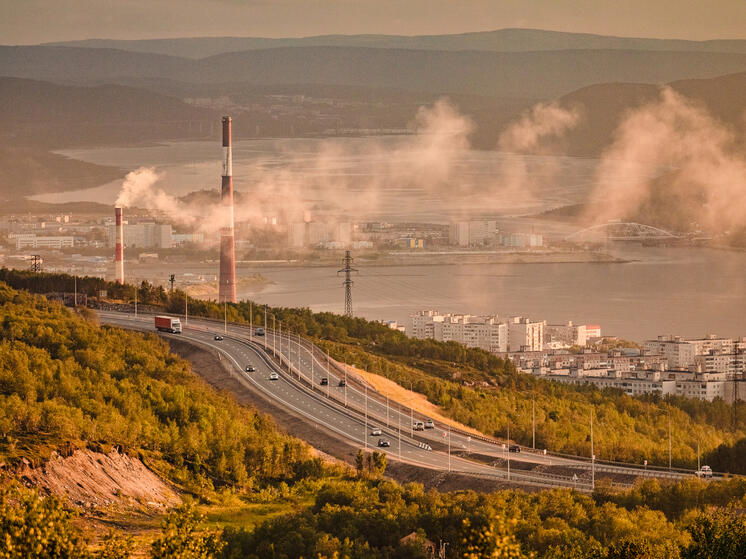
[14, 234, 75, 250]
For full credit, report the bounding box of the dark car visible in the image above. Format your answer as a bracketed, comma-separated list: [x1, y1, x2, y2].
[377, 440, 391, 448]
[320, 377, 329, 386]
[245, 365, 256, 372]
[214, 335, 224, 341]
[338, 379, 347, 387]
[255, 328, 265, 336]
[509, 445, 521, 453]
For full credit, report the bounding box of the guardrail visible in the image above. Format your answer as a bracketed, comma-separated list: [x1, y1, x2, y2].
[98, 310, 726, 482]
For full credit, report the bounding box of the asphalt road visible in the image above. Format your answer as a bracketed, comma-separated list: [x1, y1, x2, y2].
[98, 311, 700, 488]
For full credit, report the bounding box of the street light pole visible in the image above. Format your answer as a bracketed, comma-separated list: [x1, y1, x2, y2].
[532, 394, 536, 450]
[448, 422, 451, 472]
[364, 384, 368, 450]
[185, 293, 188, 325]
[249, 301, 252, 340]
[410, 382, 414, 437]
[668, 413, 672, 471]
[223, 301, 227, 333]
[507, 420, 511, 481]
[264, 306, 268, 350]
[591, 409, 595, 490]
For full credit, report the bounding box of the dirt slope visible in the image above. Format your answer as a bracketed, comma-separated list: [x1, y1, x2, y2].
[21, 449, 179, 509]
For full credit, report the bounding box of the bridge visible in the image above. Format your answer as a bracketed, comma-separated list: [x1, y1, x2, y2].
[565, 222, 680, 242]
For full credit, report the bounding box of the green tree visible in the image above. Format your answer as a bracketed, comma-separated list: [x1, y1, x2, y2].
[150, 502, 224, 559]
[0, 483, 87, 559]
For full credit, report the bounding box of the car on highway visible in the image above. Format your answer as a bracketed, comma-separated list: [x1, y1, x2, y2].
[371, 428, 382, 436]
[338, 379, 347, 387]
[425, 419, 435, 429]
[269, 372, 279, 381]
[509, 445, 521, 453]
[413, 421, 425, 431]
[377, 440, 391, 448]
[214, 335, 224, 341]
[255, 328, 265, 336]
[696, 465, 713, 478]
[245, 365, 256, 372]
[320, 377, 329, 386]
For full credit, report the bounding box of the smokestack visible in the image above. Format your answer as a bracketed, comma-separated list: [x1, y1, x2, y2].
[114, 207, 124, 284]
[219, 116, 237, 303]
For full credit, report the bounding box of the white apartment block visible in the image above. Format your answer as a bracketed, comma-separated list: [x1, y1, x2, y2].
[448, 220, 497, 247]
[644, 335, 744, 370]
[409, 310, 507, 353]
[507, 316, 545, 352]
[543, 369, 730, 401]
[544, 321, 601, 348]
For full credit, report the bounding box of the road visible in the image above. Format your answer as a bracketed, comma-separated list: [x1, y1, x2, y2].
[98, 310, 701, 488]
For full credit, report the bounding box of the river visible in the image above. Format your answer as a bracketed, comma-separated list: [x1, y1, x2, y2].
[39, 138, 746, 342]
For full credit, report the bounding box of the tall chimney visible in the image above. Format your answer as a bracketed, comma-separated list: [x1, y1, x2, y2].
[218, 116, 237, 303]
[114, 207, 124, 284]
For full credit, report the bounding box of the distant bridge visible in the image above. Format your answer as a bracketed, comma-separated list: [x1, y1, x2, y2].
[565, 222, 680, 242]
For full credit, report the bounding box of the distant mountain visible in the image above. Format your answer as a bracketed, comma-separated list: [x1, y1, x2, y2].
[43, 28, 746, 59]
[556, 71, 746, 156]
[0, 77, 218, 147]
[2, 45, 746, 99]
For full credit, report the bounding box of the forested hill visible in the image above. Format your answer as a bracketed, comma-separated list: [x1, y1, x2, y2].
[3, 279, 746, 557]
[0, 281, 315, 486]
[3, 267, 746, 473]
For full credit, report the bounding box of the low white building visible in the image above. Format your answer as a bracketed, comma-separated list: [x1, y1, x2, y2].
[14, 234, 74, 250]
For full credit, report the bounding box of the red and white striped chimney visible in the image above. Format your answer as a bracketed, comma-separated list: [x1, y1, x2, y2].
[114, 207, 124, 284]
[218, 116, 237, 303]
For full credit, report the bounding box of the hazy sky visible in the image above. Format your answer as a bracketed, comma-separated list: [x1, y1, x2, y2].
[1, 0, 744, 45]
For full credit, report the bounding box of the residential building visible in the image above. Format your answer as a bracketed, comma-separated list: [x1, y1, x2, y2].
[507, 316, 545, 352]
[409, 310, 507, 353]
[448, 220, 497, 247]
[108, 222, 172, 249]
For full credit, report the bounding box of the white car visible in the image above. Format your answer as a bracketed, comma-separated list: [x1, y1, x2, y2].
[696, 465, 713, 479]
[269, 372, 279, 381]
[371, 428, 382, 436]
[425, 419, 435, 429]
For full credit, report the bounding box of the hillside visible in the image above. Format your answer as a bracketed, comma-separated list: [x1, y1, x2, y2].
[0, 147, 123, 199]
[554, 71, 746, 156]
[0, 77, 218, 148]
[2, 45, 746, 99]
[44, 28, 746, 58]
[3, 277, 746, 557]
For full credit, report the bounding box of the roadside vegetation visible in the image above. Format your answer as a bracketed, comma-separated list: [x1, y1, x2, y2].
[2, 267, 746, 472]
[1, 278, 746, 557]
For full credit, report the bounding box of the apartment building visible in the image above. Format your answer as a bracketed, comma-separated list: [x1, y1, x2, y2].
[507, 316, 545, 352]
[409, 310, 507, 353]
[108, 222, 172, 249]
[14, 234, 75, 250]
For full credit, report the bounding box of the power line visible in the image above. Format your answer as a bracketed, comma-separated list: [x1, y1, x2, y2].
[337, 250, 358, 318]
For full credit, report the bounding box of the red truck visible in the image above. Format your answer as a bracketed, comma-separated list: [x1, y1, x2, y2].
[154, 315, 182, 333]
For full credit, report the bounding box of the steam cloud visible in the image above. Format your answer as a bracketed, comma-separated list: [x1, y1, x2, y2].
[588, 87, 746, 233]
[496, 102, 581, 204]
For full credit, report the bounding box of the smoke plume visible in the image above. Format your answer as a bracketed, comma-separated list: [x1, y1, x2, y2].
[588, 87, 746, 233]
[495, 102, 581, 205]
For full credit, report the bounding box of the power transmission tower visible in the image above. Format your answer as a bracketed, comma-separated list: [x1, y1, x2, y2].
[30, 255, 42, 273]
[337, 250, 358, 318]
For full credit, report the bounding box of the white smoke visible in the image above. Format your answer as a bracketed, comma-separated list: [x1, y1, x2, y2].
[589, 87, 746, 233]
[495, 102, 581, 205]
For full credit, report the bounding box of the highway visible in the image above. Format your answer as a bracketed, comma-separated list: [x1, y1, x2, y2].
[98, 311, 701, 488]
